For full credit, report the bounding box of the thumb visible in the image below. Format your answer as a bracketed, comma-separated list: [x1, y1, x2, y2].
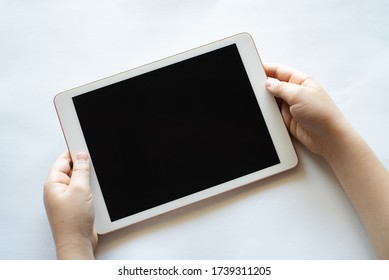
[266, 77, 302, 105]
[69, 152, 91, 192]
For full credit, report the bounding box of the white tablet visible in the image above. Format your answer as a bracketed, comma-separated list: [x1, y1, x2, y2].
[54, 33, 298, 234]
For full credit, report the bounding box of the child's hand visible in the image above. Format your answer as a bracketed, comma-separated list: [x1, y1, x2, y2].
[44, 151, 98, 259]
[264, 63, 348, 158]
[265, 64, 389, 259]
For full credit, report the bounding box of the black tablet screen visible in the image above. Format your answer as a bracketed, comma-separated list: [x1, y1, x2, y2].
[73, 44, 280, 222]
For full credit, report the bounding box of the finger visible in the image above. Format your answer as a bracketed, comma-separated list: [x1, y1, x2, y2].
[44, 151, 72, 197]
[69, 152, 91, 192]
[46, 151, 72, 183]
[51, 151, 71, 172]
[263, 63, 311, 85]
[266, 77, 303, 105]
[263, 63, 299, 81]
[264, 63, 322, 90]
[280, 101, 293, 129]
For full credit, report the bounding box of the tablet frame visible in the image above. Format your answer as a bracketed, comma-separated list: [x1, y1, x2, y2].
[54, 32, 298, 234]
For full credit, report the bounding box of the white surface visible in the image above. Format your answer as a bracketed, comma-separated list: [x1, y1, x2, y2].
[1, 0, 388, 259]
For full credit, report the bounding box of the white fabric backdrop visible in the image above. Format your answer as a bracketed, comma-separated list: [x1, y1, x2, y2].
[1, 0, 388, 259]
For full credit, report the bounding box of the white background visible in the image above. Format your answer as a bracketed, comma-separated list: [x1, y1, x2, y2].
[1, 0, 388, 259]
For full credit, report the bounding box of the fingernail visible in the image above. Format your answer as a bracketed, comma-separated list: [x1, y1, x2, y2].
[265, 78, 271, 88]
[266, 78, 278, 88]
[76, 152, 89, 163]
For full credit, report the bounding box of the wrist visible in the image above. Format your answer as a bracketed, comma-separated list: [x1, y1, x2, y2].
[55, 233, 95, 260]
[320, 117, 360, 164]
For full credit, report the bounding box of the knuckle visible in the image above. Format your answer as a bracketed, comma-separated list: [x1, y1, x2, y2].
[72, 162, 90, 173]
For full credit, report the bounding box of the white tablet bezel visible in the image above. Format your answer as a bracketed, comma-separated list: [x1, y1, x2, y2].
[54, 32, 298, 234]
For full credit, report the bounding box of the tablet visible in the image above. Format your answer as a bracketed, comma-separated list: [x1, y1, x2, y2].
[54, 33, 298, 234]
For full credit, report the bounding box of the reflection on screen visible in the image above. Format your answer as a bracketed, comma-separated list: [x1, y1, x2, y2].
[73, 44, 280, 222]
